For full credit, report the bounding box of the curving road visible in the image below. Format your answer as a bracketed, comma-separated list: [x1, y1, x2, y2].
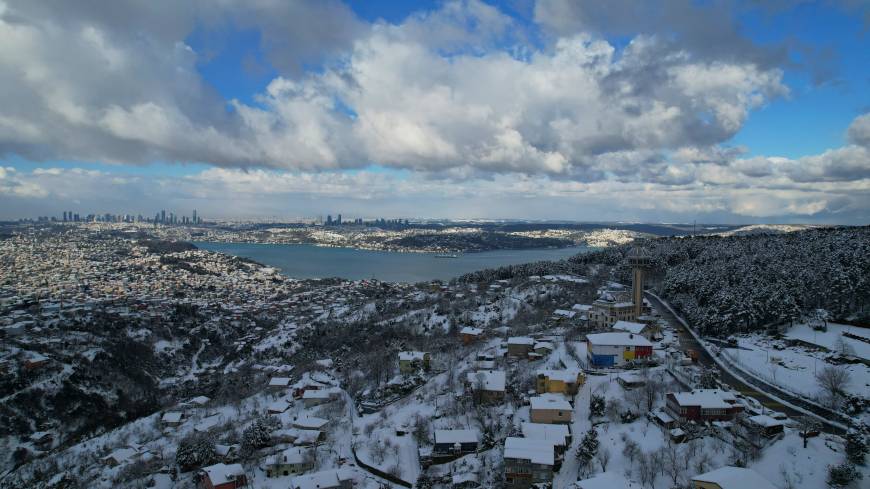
[646, 292, 848, 435]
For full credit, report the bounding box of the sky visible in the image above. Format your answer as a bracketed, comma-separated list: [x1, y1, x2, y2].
[0, 0, 869, 224]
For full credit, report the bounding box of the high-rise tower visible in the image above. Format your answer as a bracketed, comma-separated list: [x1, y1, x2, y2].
[627, 246, 652, 319]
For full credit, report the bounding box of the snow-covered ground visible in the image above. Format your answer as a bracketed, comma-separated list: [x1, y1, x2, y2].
[719, 331, 870, 401]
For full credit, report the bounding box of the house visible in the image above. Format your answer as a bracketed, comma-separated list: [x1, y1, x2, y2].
[292, 415, 329, 431]
[269, 377, 291, 391]
[215, 444, 239, 462]
[521, 422, 570, 461]
[466, 370, 506, 404]
[460, 326, 484, 344]
[266, 447, 314, 478]
[529, 395, 573, 424]
[290, 468, 354, 489]
[504, 437, 555, 488]
[744, 415, 785, 437]
[552, 309, 576, 321]
[23, 351, 49, 370]
[398, 351, 430, 373]
[200, 463, 247, 489]
[302, 388, 334, 407]
[433, 429, 481, 456]
[575, 473, 639, 488]
[611, 320, 657, 340]
[188, 395, 211, 407]
[616, 372, 646, 389]
[536, 369, 585, 395]
[161, 411, 184, 428]
[586, 332, 653, 367]
[666, 389, 743, 423]
[102, 447, 140, 466]
[507, 337, 535, 357]
[533, 342, 554, 356]
[293, 377, 327, 398]
[267, 399, 292, 414]
[691, 466, 777, 489]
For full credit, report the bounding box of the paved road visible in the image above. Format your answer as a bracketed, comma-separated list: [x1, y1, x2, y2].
[646, 292, 847, 435]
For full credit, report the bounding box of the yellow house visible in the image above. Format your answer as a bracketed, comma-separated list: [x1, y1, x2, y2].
[535, 369, 585, 396]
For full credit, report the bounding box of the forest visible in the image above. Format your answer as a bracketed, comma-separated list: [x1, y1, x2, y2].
[457, 226, 870, 336]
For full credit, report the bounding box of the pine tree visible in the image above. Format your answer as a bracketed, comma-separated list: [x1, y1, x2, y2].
[241, 415, 280, 457]
[576, 427, 599, 474]
[827, 463, 862, 488]
[175, 433, 217, 471]
[589, 394, 605, 419]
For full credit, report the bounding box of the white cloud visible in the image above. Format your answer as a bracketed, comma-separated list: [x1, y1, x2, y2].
[0, 0, 867, 223]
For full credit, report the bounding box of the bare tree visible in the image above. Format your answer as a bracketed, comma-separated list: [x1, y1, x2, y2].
[596, 447, 612, 472]
[622, 438, 640, 468]
[636, 452, 656, 489]
[660, 442, 685, 488]
[815, 365, 851, 409]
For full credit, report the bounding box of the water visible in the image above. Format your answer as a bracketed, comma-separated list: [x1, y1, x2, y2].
[194, 242, 590, 282]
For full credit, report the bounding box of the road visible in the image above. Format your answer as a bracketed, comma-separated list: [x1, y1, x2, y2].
[645, 292, 847, 435]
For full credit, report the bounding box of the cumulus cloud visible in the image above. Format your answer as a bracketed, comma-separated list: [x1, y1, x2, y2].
[0, 0, 787, 181]
[0, 0, 867, 223]
[848, 113, 870, 148]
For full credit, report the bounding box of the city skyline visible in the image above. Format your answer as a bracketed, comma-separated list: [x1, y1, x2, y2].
[1, 1, 869, 224]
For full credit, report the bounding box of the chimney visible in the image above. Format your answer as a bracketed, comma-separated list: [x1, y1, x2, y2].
[629, 333, 634, 339]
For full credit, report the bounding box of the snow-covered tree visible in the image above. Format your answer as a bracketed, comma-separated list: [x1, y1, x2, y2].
[845, 427, 868, 466]
[589, 394, 605, 419]
[827, 462, 863, 487]
[175, 433, 217, 471]
[240, 415, 280, 457]
[576, 428, 599, 476]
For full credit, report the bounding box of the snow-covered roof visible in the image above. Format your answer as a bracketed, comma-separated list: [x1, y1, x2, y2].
[553, 309, 576, 317]
[575, 472, 637, 489]
[302, 389, 332, 399]
[671, 389, 734, 409]
[274, 447, 308, 465]
[521, 422, 570, 446]
[267, 399, 290, 412]
[399, 351, 427, 361]
[747, 415, 784, 428]
[189, 395, 210, 406]
[202, 463, 245, 486]
[507, 336, 535, 345]
[530, 394, 572, 411]
[434, 429, 480, 445]
[534, 342, 554, 351]
[460, 326, 483, 335]
[291, 468, 354, 489]
[161, 412, 183, 423]
[504, 437, 554, 465]
[537, 369, 582, 383]
[293, 415, 328, 430]
[572, 304, 592, 311]
[691, 466, 776, 489]
[612, 320, 647, 335]
[103, 447, 139, 464]
[586, 332, 652, 347]
[466, 370, 506, 392]
[269, 377, 291, 387]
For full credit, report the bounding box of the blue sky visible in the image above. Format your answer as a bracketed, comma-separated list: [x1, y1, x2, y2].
[1, 0, 869, 223]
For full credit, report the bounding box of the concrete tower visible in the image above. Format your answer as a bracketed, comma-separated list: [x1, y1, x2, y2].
[627, 246, 652, 319]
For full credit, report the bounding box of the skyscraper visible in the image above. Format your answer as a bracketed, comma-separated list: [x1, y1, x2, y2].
[192, 209, 197, 224]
